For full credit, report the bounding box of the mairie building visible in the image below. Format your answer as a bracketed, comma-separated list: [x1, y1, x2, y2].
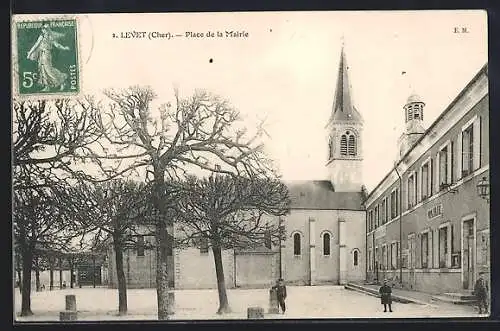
[106, 45, 368, 289]
[364, 64, 489, 295]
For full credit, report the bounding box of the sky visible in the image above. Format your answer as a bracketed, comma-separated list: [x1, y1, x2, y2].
[13, 10, 488, 192]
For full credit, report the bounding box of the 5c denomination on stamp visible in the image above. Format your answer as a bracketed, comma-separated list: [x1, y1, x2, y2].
[14, 18, 80, 96]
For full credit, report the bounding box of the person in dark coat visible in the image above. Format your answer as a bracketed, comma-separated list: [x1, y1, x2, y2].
[379, 279, 393, 312]
[274, 278, 287, 314]
[473, 273, 488, 314]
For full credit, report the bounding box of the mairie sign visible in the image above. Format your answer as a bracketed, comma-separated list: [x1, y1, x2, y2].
[427, 204, 443, 220]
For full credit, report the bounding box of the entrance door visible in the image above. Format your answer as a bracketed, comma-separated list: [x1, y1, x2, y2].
[462, 219, 475, 289]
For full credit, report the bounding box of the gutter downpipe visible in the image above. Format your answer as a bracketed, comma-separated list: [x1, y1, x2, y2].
[394, 165, 403, 286]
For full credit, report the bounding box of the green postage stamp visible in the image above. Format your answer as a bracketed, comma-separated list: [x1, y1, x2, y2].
[14, 18, 80, 96]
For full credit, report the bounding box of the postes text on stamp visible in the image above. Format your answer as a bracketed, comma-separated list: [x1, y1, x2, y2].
[15, 19, 79, 96]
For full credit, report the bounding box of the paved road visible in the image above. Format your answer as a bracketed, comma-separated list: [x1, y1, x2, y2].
[14, 285, 481, 321]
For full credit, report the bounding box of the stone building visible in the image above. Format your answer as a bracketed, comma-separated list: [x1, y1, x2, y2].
[107, 45, 367, 289]
[365, 64, 489, 295]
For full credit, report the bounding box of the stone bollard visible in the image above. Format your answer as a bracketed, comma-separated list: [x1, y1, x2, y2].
[247, 307, 264, 319]
[60, 295, 78, 321]
[65, 295, 77, 311]
[268, 288, 280, 314]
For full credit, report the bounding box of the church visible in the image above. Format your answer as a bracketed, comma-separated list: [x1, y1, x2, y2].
[106, 45, 367, 289]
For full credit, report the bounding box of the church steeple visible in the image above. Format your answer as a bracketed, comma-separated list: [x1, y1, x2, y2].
[329, 45, 363, 124]
[325, 42, 364, 192]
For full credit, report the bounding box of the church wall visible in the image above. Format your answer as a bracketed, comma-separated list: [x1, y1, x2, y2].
[235, 252, 278, 288]
[282, 209, 312, 285]
[176, 247, 235, 289]
[340, 210, 366, 282]
[282, 209, 365, 285]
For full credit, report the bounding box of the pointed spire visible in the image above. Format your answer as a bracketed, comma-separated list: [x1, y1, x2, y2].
[329, 41, 363, 123]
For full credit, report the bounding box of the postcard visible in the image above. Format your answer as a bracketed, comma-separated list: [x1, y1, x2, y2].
[11, 11, 489, 322]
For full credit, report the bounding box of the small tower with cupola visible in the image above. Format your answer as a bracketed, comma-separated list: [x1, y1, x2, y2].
[397, 94, 426, 158]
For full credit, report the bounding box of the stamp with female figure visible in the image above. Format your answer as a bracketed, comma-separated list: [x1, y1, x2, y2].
[14, 18, 80, 96]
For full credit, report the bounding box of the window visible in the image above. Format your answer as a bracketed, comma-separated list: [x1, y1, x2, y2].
[264, 230, 272, 249]
[353, 250, 359, 266]
[381, 199, 386, 224]
[368, 249, 372, 270]
[462, 124, 474, 176]
[323, 233, 331, 256]
[341, 131, 357, 157]
[340, 135, 347, 156]
[136, 235, 145, 257]
[391, 242, 398, 269]
[421, 232, 429, 269]
[439, 225, 451, 268]
[408, 234, 415, 269]
[439, 145, 449, 186]
[200, 237, 209, 254]
[375, 205, 379, 228]
[348, 135, 356, 156]
[368, 210, 374, 232]
[391, 188, 399, 219]
[382, 245, 387, 270]
[407, 106, 413, 121]
[421, 162, 430, 199]
[407, 174, 415, 208]
[293, 233, 301, 256]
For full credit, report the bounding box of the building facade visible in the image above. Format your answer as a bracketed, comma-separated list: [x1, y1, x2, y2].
[107, 45, 367, 290]
[365, 64, 489, 295]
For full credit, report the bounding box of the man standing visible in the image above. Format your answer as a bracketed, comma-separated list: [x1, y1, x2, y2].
[275, 278, 287, 314]
[473, 272, 488, 314]
[379, 279, 393, 312]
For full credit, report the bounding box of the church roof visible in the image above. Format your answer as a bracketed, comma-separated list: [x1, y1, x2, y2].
[329, 46, 363, 124]
[284, 180, 365, 210]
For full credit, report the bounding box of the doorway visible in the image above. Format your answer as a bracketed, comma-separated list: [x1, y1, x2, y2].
[462, 218, 475, 290]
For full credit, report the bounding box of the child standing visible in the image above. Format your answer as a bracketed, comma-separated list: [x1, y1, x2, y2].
[473, 272, 488, 314]
[275, 278, 287, 314]
[379, 279, 393, 312]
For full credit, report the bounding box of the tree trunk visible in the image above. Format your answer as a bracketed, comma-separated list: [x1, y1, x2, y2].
[155, 219, 172, 320]
[69, 259, 74, 288]
[35, 256, 40, 292]
[20, 246, 33, 316]
[16, 254, 22, 294]
[49, 267, 54, 291]
[212, 244, 231, 314]
[113, 237, 128, 315]
[153, 174, 175, 320]
[59, 258, 63, 289]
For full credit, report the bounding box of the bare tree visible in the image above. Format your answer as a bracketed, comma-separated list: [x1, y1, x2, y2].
[12, 98, 101, 316]
[14, 180, 84, 316]
[73, 179, 157, 315]
[86, 86, 275, 319]
[175, 174, 290, 314]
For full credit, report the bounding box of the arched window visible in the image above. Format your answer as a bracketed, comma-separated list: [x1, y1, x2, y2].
[340, 135, 347, 156]
[348, 135, 356, 156]
[353, 249, 360, 266]
[341, 131, 357, 157]
[293, 233, 301, 256]
[323, 233, 331, 256]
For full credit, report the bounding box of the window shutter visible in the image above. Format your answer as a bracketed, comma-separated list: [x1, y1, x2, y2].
[446, 224, 453, 268]
[428, 230, 433, 269]
[473, 116, 481, 169]
[456, 132, 462, 178]
[340, 135, 347, 156]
